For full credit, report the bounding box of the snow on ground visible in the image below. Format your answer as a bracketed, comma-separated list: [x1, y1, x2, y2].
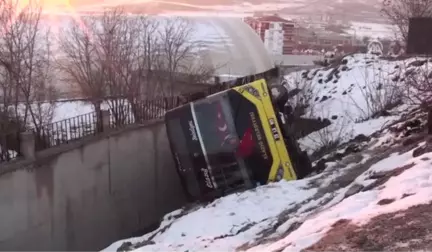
[104, 111, 432, 252]
[52, 101, 98, 122]
[283, 53, 428, 152]
[254, 147, 432, 252]
[102, 53, 432, 252]
[104, 178, 323, 252]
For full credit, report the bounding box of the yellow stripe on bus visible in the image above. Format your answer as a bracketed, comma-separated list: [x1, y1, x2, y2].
[233, 79, 297, 181]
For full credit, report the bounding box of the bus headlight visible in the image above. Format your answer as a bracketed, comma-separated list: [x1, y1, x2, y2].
[276, 166, 284, 181]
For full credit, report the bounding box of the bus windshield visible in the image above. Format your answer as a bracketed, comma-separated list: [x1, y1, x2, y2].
[192, 92, 253, 188]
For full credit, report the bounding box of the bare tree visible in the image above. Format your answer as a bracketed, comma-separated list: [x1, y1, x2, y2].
[153, 17, 215, 98]
[0, 0, 56, 158]
[57, 14, 105, 124]
[58, 9, 163, 125]
[381, 0, 432, 41]
[402, 59, 432, 105]
[59, 11, 216, 125]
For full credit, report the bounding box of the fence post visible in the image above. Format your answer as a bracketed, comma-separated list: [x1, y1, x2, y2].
[101, 109, 110, 132]
[20, 131, 35, 160]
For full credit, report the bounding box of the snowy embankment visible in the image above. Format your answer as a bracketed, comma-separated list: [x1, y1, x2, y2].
[284, 53, 425, 153]
[103, 54, 432, 252]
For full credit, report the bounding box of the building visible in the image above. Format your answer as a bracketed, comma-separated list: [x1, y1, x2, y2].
[244, 14, 295, 55]
[293, 25, 366, 52]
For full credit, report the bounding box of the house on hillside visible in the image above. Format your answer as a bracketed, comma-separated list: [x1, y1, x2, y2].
[244, 14, 295, 55]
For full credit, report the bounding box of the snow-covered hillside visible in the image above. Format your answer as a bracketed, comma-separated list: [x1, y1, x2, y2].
[103, 54, 432, 252]
[284, 54, 429, 153]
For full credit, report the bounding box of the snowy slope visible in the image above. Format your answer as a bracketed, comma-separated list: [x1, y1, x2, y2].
[103, 54, 432, 252]
[104, 107, 432, 252]
[249, 141, 430, 251]
[284, 53, 429, 153]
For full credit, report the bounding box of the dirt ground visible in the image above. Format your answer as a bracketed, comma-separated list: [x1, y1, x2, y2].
[303, 201, 432, 252]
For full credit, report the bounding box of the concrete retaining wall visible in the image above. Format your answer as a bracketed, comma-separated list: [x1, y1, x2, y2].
[0, 121, 186, 251]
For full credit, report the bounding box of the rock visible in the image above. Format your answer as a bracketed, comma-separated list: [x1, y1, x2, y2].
[404, 68, 415, 77]
[314, 159, 327, 173]
[403, 137, 417, 146]
[134, 240, 156, 249]
[368, 171, 387, 180]
[406, 119, 422, 129]
[353, 134, 369, 143]
[342, 91, 347, 95]
[408, 59, 427, 67]
[402, 193, 415, 198]
[320, 96, 329, 102]
[413, 146, 426, 157]
[117, 241, 138, 252]
[372, 110, 391, 118]
[377, 198, 395, 205]
[342, 153, 364, 165]
[344, 144, 360, 155]
[412, 143, 432, 157]
[344, 184, 364, 198]
[331, 115, 338, 120]
[402, 135, 424, 146]
[333, 152, 345, 160]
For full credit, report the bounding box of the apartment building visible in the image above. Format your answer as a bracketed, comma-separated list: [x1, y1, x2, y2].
[244, 14, 295, 55]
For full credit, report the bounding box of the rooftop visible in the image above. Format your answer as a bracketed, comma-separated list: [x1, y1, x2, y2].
[246, 14, 294, 23]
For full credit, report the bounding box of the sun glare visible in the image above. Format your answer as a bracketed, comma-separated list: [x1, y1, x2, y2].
[8, 0, 88, 35]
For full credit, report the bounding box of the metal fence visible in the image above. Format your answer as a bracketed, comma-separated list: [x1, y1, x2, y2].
[108, 96, 186, 128]
[0, 68, 280, 164]
[34, 112, 100, 151]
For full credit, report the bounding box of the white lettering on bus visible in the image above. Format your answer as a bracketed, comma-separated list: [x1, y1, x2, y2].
[201, 168, 214, 188]
[249, 112, 268, 160]
[188, 120, 198, 141]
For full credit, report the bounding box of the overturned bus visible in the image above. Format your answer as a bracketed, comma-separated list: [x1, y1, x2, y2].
[165, 78, 329, 202]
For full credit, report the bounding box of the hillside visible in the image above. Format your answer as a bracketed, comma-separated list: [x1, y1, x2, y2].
[103, 54, 432, 252]
[79, 0, 385, 22]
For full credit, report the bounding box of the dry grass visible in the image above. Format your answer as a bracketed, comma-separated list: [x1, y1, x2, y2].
[303, 201, 432, 252]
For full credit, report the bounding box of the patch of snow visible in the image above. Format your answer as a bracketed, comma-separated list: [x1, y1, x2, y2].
[284, 53, 425, 152]
[52, 101, 99, 121]
[104, 179, 324, 252]
[260, 149, 432, 252]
